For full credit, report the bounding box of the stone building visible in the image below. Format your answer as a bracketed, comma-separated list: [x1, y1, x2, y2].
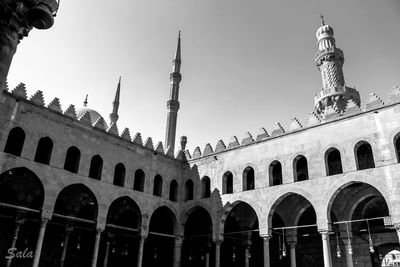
[0, 2, 399, 267]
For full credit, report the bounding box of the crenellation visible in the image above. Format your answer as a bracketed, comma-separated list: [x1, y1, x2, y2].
[144, 137, 154, 150]
[366, 92, 385, 110]
[306, 111, 321, 126]
[120, 128, 131, 141]
[241, 132, 254, 145]
[133, 132, 143, 145]
[47, 97, 62, 113]
[165, 145, 174, 156]
[155, 141, 165, 153]
[193, 146, 202, 158]
[388, 85, 400, 104]
[343, 99, 362, 116]
[227, 136, 240, 149]
[64, 104, 77, 119]
[93, 116, 107, 130]
[184, 149, 192, 159]
[215, 140, 226, 152]
[255, 127, 269, 141]
[78, 111, 92, 125]
[107, 123, 119, 135]
[11, 83, 27, 99]
[270, 122, 285, 137]
[29, 90, 45, 106]
[289, 118, 303, 131]
[175, 149, 186, 160]
[203, 143, 214, 156]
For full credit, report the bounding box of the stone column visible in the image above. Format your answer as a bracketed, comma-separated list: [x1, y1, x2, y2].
[289, 242, 297, 267]
[262, 235, 271, 267]
[345, 243, 354, 267]
[173, 237, 183, 267]
[214, 240, 222, 267]
[205, 251, 210, 267]
[244, 245, 251, 267]
[102, 241, 111, 267]
[320, 231, 332, 267]
[32, 218, 49, 267]
[60, 227, 73, 267]
[91, 229, 103, 267]
[137, 236, 146, 267]
[6, 221, 22, 267]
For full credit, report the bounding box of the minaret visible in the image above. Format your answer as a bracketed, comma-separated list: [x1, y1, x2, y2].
[165, 32, 182, 154]
[109, 77, 121, 125]
[314, 16, 360, 115]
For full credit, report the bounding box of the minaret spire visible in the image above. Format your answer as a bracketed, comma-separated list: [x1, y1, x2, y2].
[165, 32, 182, 155]
[109, 77, 121, 125]
[314, 17, 360, 115]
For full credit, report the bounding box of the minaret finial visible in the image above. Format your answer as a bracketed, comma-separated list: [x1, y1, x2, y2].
[320, 14, 325, 26]
[83, 94, 88, 106]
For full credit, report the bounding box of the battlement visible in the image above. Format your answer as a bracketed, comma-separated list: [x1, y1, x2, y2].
[3, 83, 187, 161]
[187, 85, 400, 161]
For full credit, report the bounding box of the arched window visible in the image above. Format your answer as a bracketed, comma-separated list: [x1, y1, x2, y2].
[394, 134, 400, 163]
[185, 179, 194, 201]
[4, 127, 25, 156]
[269, 160, 282, 186]
[201, 176, 211, 198]
[242, 167, 255, 191]
[64, 146, 80, 173]
[89, 155, 103, 180]
[34, 137, 53, 165]
[169, 180, 178, 202]
[325, 148, 343, 176]
[294, 155, 308, 182]
[222, 171, 233, 194]
[355, 141, 375, 170]
[134, 169, 145, 192]
[113, 163, 125, 187]
[153, 175, 163, 197]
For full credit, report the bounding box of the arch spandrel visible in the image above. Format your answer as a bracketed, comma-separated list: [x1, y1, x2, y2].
[146, 204, 180, 236]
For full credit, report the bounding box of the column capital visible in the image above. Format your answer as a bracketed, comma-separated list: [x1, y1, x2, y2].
[213, 239, 223, 246]
[261, 234, 271, 241]
[40, 217, 49, 227]
[288, 241, 297, 248]
[319, 230, 330, 240]
[174, 236, 183, 247]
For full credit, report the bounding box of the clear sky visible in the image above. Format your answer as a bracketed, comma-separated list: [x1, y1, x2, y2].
[7, 0, 400, 153]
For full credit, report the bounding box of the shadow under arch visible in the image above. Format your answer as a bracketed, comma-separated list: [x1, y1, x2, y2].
[143, 205, 178, 267]
[0, 167, 45, 267]
[42, 183, 99, 267]
[220, 201, 263, 267]
[182, 205, 213, 267]
[100, 196, 142, 267]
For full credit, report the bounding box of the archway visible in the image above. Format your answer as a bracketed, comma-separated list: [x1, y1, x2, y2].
[269, 193, 322, 267]
[0, 168, 44, 267]
[100, 196, 142, 267]
[41, 184, 99, 267]
[143, 206, 177, 267]
[182, 207, 213, 267]
[328, 182, 396, 267]
[221, 202, 262, 267]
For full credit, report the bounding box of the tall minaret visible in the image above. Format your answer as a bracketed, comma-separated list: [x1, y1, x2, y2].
[110, 77, 121, 125]
[314, 16, 360, 115]
[165, 32, 182, 154]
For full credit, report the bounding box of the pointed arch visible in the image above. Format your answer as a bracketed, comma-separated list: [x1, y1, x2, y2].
[134, 169, 145, 192]
[153, 175, 163, 197]
[113, 162, 126, 187]
[269, 160, 282, 186]
[169, 180, 178, 202]
[89, 154, 103, 180]
[201, 176, 211, 198]
[185, 179, 194, 201]
[325, 147, 343, 176]
[34, 136, 53, 165]
[222, 171, 233, 194]
[4, 127, 25, 156]
[64, 146, 81, 173]
[355, 141, 375, 170]
[242, 166, 255, 191]
[293, 155, 308, 181]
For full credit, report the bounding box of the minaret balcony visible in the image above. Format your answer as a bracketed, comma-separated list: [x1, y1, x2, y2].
[314, 85, 359, 106]
[315, 47, 344, 66]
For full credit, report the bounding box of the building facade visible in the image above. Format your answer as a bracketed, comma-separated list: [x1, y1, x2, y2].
[0, 3, 399, 267]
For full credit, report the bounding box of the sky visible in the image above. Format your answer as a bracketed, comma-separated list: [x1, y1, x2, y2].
[7, 0, 400, 153]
